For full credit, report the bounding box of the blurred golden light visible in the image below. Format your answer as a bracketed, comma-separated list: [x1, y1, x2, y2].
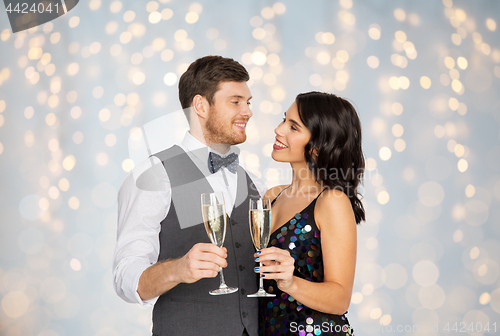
[457, 102, 467, 115]
[146, 1, 159, 12]
[149, 12, 161, 24]
[395, 30, 407, 43]
[321, 32, 335, 44]
[449, 68, 459, 80]
[448, 97, 459, 111]
[45, 113, 57, 126]
[370, 308, 382, 319]
[420, 76, 431, 89]
[447, 139, 457, 151]
[48, 138, 59, 151]
[89, 0, 101, 10]
[123, 10, 136, 22]
[367, 56, 379, 69]
[110, 1, 122, 13]
[486, 18, 497, 31]
[379, 147, 392, 161]
[24, 131, 34, 147]
[69, 16, 80, 28]
[452, 34, 462, 45]
[339, 0, 353, 9]
[366, 158, 377, 171]
[336, 50, 349, 63]
[24, 106, 34, 119]
[394, 139, 406, 152]
[122, 159, 134, 172]
[70, 107, 81, 120]
[451, 79, 463, 93]
[380, 314, 392, 326]
[351, 292, 363, 304]
[394, 8, 406, 21]
[457, 159, 468, 172]
[63, 155, 76, 171]
[185, 12, 199, 24]
[261, 6, 275, 20]
[317, 51, 331, 65]
[164, 72, 177, 86]
[479, 292, 491, 305]
[99, 108, 111, 122]
[453, 229, 463, 242]
[444, 57, 455, 69]
[392, 102, 403, 115]
[454, 144, 465, 157]
[338, 10, 356, 25]
[96, 152, 109, 166]
[368, 24, 381, 40]
[68, 197, 80, 210]
[392, 124, 404, 137]
[67, 63, 79, 76]
[73, 131, 84, 144]
[457, 57, 468, 69]
[481, 43, 491, 55]
[271, 87, 285, 102]
[48, 186, 60, 199]
[161, 49, 174, 62]
[70, 258, 82, 271]
[59, 178, 70, 191]
[1, 291, 30, 319]
[273, 2, 286, 14]
[1, 29, 10, 41]
[161, 8, 173, 20]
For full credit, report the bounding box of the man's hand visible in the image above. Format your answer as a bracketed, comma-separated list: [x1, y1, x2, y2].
[137, 243, 227, 301]
[175, 243, 228, 283]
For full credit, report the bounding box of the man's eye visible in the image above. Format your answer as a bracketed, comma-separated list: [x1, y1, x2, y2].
[232, 101, 239, 105]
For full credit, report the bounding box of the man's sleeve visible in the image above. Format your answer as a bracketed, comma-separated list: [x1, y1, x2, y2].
[112, 158, 170, 307]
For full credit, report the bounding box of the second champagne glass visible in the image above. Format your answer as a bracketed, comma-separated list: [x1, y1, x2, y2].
[201, 192, 238, 295]
[247, 198, 276, 297]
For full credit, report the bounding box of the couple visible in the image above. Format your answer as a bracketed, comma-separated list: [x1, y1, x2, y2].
[113, 55, 364, 336]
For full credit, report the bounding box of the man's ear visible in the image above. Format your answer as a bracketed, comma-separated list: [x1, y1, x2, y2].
[192, 94, 209, 119]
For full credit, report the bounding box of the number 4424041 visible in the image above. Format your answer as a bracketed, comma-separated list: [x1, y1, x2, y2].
[444, 322, 497, 333]
[5, 2, 62, 14]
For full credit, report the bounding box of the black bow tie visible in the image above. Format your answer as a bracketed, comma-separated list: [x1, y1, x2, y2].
[208, 152, 239, 174]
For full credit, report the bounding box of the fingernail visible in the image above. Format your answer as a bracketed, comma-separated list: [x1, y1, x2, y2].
[255, 257, 260, 261]
[254, 267, 259, 272]
[260, 274, 265, 278]
[256, 251, 261, 255]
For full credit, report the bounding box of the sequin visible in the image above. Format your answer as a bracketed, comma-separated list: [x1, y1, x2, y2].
[306, 317, 313, 324]
[294, 228, 301, 234]
[290, 236, 297, 242]
[289, 242, 296, 250]
[304, 224, 312, 232]
[303, 213, 309, 219]
[290, 219, 297, 225]
[295, 213, 301, 219]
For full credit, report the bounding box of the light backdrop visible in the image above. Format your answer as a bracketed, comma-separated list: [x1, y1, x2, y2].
[1, 0, 500, 335]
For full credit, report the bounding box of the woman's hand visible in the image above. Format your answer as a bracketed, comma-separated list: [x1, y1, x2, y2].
[254, 247, 296, 291]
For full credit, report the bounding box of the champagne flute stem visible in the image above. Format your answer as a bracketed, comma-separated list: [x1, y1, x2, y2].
[258, 261, 264, 290]
[219, 266, 228, 288]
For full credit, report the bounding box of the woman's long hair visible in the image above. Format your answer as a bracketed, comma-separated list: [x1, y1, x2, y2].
[296, 91, 365, 224]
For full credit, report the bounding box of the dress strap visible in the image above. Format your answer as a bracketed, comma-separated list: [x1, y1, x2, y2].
[271, 185, 292, 206]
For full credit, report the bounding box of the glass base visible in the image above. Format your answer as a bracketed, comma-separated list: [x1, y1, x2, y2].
[209, 286, 238, 295]
[247, 288, 276, 297]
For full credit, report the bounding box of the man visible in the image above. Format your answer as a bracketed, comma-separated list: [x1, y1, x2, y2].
[113, 56, 265, 336]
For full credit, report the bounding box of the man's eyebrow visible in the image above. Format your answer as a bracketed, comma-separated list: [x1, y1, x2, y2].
[228, 95, 252, 100]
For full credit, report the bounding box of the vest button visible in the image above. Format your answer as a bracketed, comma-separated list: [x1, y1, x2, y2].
[241, 288, 246, 295]
[242, 312, 247, 318]
[239, 265, 245, 271]
[235, 242, 241, 248]
[231, 220, 237, 226]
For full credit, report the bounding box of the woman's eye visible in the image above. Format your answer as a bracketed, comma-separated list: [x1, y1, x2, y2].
[291, 126, 297, 131]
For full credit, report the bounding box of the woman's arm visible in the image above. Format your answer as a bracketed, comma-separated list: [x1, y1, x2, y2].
[256, 188, 357, 315]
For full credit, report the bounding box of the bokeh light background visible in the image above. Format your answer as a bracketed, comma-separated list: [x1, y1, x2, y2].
[1, 0, 500, 335]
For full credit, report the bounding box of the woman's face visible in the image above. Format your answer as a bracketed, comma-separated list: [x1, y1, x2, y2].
[272, 102, 311, 164]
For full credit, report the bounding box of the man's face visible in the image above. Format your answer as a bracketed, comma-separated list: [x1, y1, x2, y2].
[204, 81, 253, 145]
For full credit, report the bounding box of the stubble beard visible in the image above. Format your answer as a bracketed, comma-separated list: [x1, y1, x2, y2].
[204, 105, 246, 146]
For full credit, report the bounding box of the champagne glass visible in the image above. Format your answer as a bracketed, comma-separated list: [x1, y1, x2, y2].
[247, 198, 276, 297]
[201, 192, 238, 295]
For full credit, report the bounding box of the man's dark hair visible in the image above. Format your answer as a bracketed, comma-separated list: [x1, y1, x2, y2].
[178, 55, 249, 120]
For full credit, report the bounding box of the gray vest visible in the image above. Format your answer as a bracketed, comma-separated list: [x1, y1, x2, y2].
[151, 145, 259, 336]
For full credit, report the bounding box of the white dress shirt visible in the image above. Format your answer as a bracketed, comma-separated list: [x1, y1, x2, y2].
[113, 132, 266, 307]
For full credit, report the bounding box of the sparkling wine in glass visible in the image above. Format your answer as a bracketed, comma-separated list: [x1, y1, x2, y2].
[247, 198, 275, 297]
[201, 192, 238, 295]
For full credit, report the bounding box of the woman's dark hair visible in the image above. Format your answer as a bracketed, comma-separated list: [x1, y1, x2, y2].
[178, 55, 249, 121]
[296, 91, 365, 224]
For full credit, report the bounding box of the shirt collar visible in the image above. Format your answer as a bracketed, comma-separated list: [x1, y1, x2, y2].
[181, 131, 238, 167]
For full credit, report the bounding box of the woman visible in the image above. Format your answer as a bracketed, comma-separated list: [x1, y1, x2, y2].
[256, 92, 364, 335]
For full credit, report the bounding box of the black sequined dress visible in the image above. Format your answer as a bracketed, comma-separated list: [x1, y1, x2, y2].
[259, 189, 354, 336]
